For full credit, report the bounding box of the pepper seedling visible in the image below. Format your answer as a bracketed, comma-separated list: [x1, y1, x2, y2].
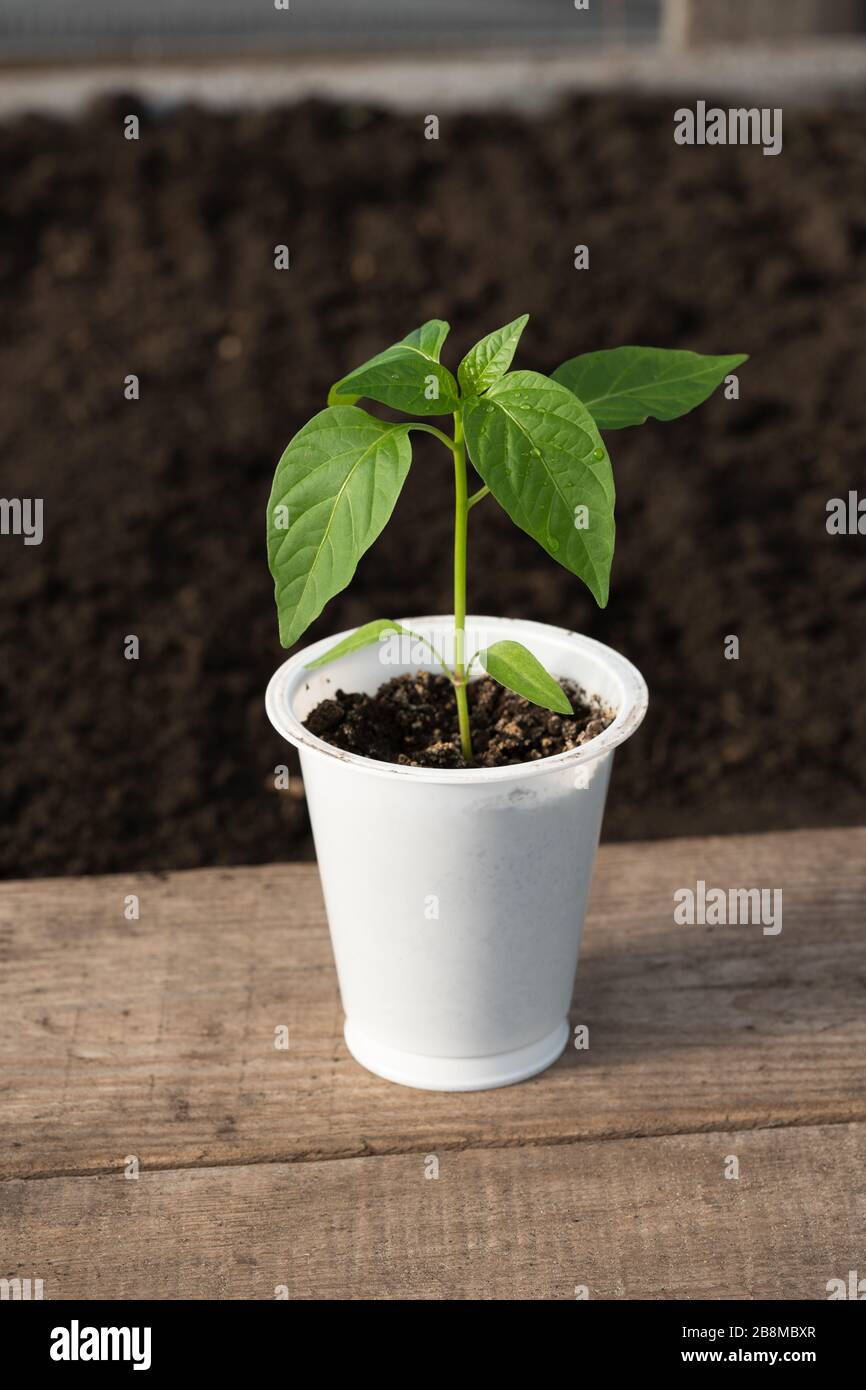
[267, 316, 746, 762]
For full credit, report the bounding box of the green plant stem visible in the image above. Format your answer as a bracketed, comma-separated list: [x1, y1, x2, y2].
[408, 414, 474, 759]
[452, 410, 473, 763]
[408, 422, 458, 453]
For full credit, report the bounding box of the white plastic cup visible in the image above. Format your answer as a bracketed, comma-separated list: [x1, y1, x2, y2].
[266, 615, 647, 1091]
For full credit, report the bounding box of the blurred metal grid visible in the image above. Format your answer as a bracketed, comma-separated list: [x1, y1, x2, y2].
[0, 0, 662, 59]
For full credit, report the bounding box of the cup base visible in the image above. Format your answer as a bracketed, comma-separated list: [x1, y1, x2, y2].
[343, 1017, 570, 1092]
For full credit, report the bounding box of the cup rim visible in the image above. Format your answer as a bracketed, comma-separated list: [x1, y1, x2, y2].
[265, 614, 649, 785]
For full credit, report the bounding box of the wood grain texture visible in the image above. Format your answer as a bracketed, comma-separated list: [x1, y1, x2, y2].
[2, 1122, 863, 1300]
[1, 828, 864, 1181]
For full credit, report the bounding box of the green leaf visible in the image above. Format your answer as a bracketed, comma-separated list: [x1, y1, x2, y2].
[402, 320, 451, 358]
[480, 640, 573, 715]
[463, 370, 616, 607]
[552, 346, 748, 430]
[267, 406, 412, 649]
[458, 314, 529, 397]
[327, 319, 459, 416]
[305, 618, 406, 669]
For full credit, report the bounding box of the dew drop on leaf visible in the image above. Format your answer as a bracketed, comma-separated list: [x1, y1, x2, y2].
[548, 536, 560, 552]
[593, 446, 605, 460]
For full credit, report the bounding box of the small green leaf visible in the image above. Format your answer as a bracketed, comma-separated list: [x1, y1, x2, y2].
[267, 406, 412, 649]
[463, 370, 615, 607]
[552, 346, 748, 430]
[306, 619, 406, 669]
[458, 314, 529, 397]
[327, 319, 459, 416]
[480, 640, 573, 715]
[402, 320, 451, 358]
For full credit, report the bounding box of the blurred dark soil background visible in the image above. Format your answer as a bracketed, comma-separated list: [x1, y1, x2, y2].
[1, 94, 864, 877]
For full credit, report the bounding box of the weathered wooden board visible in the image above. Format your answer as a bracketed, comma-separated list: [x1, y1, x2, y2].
[665, 0, 862, 48]
[1, 828, 864, 1181]
[2, 1122, 862, 1300]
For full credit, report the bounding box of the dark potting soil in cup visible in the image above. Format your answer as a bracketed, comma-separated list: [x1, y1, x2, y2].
[304, 670, 614, 769]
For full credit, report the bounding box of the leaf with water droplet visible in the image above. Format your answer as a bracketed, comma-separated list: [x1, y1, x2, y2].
[458, 314, 529, 396]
